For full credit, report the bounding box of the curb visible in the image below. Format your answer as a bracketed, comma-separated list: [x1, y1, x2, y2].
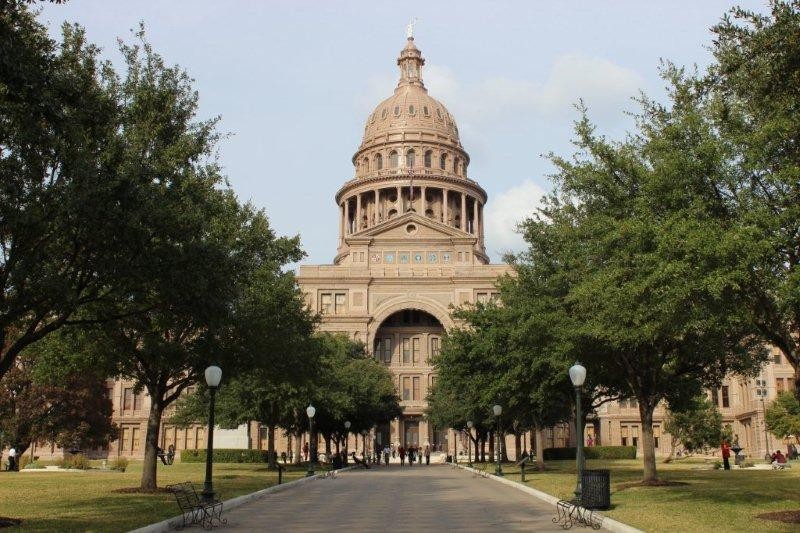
[455, 464, 643, 533]
[130, 466, 357, 533]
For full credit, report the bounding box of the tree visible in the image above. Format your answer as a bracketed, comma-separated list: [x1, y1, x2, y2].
[0, 5, 158, 380]
[765, 392, 800, 440]
[702, 1, 800, 398]
[664, 395, 729, 459]
[0, 355, 117, 456]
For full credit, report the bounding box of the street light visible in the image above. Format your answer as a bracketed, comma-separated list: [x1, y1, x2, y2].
[361, 430, 368, 460]
[201, 365, 222, 503]
[493, 404, 503, 476]
[569, 361, 587, 503]
[306, 405, 316, 477]
[344, 421, 351, 465]
[756, 381, 771, 460]
[466, 420, 474, 468]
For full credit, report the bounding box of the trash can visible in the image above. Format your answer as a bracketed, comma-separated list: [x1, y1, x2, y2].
[581, 469, 610, 510]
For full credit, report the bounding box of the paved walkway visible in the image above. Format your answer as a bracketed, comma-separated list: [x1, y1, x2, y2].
[220, 464, 565, 531]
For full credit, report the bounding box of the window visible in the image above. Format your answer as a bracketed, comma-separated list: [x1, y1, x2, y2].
[439, 153, 447, 170]
[774, 352, 782, 364]
[389, 151, 399, 168]
[431, 337, 440, 358]
[375, 153, 383, 170]
[423, 106, 430, 116]
[133, 393, 142, 411]
[132, 427, 141, 451]
[412, 338, 420, 365]
[653, 425, 660, 449]
[436, 108, 443, 119]
[402, 377, 411, 400]
[403, 338, 411, 364]
[406, 149, 415, 168]
[121, 427, 130, 451]
[408, 105, 415, 115]
[123, 388, 133, 411]
[412, 377, 420, 400]
[394, 105, 400, 116]
[362, 157, 369, 172]
[383, 338, 392, 363]
[320, 293, 332, 314]
[777, 378, 785, 393]
[632, 426, 639, 448]
[477, 292, 489, 304]
[320, 292, 347, 314]
[721, 385, 730, 408]
[196, 428, 205, 449]
[424, 150, 432, 167]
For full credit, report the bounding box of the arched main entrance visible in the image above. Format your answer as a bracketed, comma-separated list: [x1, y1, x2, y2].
[373, 309, 446, 451]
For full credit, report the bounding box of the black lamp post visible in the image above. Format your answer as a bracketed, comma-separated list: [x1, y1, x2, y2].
[493, 404, 503, 476]
[306, 405, 316, 477]
[466, 420, 474, 468]
[344, 420, 351, 465]
[201, 365, 222, 503]
[569, 361, 587, 503]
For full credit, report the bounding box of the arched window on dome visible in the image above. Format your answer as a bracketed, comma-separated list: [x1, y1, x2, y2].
[423, 106, 430, 117]
[362, 157, 369, 173]
[440, 153, 448, 171]
[424, 150, 432, 168]
[408, 105, 415, 116]
[374, 153, 383, 170]
[454, 157, 461, 175]
[389, 151, 399, 168]
[406, 150, 415, 168]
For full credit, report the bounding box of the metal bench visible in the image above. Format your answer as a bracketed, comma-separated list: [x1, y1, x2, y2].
[166, 482, 226, 530]
[552, 499, 602, 530]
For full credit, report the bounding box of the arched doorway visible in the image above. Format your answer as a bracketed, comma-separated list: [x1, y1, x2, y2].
[373, 309, 445, 450]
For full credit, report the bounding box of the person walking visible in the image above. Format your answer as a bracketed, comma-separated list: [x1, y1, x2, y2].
[424, 443, 431, 465]
[303, 441, 309, 462]
[399, 445, 406, 466]
[721, 441, 731, 470]
[383, 445, 390, 466]
[8, 446, 17, 472]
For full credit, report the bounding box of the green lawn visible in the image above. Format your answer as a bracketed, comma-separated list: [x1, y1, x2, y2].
[0, 460, 311, 532]
[495, 458, 800, 532]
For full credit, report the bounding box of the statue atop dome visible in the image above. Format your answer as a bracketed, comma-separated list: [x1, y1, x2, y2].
[406, 17, 418, 39]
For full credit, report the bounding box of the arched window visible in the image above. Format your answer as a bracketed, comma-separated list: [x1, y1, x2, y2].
[363, 157, 369, 172]
[389, 151, 399, 168]
[406, 149, 415, 168]
[374, 154, 383, 170]
[440, 153, 447, 170]
[408, 105, 415, 115]
[394, 106, 400, 116]
[424, 150, 432, 168]
[388, 209, 398, 219]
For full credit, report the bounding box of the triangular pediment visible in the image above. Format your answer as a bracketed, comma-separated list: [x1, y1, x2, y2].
[351, 211, 472, 241]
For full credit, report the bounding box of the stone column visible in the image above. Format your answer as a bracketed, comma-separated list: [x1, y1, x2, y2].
[339, 204, 344, 243]
[461, 192, 467, 231]
[356, 193, 362, 231]
[472, 196, 478, 235]
[344, 198, 350, 235]
[443, 189, 449, 226]
[374, 189, 380, 224]
[421, 186, 427, 216]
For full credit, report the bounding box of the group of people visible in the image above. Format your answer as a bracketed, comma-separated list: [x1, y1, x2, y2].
[2, 447, 18, 471]
[396, 444, 431, 466]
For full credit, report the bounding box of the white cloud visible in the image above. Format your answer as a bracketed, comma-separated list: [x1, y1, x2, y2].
[484, 180, 546, 259]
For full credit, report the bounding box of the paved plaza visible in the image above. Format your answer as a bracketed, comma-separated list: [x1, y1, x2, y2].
[218, 464, 567, 531]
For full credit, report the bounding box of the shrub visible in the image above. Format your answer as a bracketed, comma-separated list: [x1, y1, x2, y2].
[180, 448, 271, 463]
[58, 454, 91, 470]
[110, 457, 129, 472]
[542, 446, 637, 461]
[23, 460, 44, 469]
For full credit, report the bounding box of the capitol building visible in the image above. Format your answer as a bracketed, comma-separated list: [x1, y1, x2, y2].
[25, 36, 792, 464]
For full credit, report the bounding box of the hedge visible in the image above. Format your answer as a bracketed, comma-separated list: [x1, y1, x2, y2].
[180, 449, 274, 463]
[542, 446, 636, 461]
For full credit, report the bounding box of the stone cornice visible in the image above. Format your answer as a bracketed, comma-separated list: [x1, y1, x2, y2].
[335, 172, 487, 204]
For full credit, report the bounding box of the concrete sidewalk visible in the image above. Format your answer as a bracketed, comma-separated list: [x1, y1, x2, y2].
[217, 464, 566, 531]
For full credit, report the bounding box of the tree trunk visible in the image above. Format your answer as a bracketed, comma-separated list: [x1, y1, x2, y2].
[535, 426, 545, 471]
[267, 424, 277, 469]
[514, 432, 521, 461]
[292, 432, 302, 465]
[480, 436, 486, 462]
[488, 430, 494, 462]
[140, 399, 163, 491]
[325, 435, 331, 457]
[639, 402, 658, 482]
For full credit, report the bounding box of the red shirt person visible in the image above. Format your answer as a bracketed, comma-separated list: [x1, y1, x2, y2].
[721, 442, 731, 470]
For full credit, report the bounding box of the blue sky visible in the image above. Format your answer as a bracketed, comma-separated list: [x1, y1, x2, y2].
[38, 0, 766, 265]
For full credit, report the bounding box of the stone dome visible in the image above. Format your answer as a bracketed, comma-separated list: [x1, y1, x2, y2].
[355, 38, 467, 168]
